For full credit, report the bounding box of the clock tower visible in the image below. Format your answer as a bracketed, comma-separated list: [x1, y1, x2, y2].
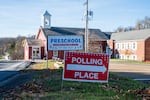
[42, 10, 51, 28]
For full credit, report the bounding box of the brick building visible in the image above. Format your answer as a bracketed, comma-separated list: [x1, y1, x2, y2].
[107, 29, 150, 61]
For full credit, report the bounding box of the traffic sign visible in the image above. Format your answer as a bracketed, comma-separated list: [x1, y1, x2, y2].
[63, 52, 109, 83]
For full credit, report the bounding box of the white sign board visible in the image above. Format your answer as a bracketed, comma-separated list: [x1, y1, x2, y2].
[47, 35, 83, 50]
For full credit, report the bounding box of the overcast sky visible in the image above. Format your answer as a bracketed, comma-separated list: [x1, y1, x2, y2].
[0, 0, 150, 37]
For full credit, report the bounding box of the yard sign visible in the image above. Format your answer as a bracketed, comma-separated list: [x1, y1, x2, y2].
[63, 52, 109, 83]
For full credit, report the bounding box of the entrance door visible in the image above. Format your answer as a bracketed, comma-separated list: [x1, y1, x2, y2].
[32, 47, 41, 59]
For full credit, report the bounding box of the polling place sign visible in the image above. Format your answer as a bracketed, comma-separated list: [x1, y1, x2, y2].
[63, 52, 109, 83]
[47, 35, 83, 50]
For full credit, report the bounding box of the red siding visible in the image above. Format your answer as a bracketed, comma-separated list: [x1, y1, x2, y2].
[58, 50, 64, 59]
[48, 51, 53, 59]
[29, 47, 32, 59]
[41, 47, 45, 59]
[145, 37, 150, 61]
[136, 40, 145, 61]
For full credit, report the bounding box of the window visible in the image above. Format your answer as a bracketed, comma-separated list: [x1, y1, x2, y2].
[127, 43, 130, 49]
[120, 55, 125, 59]
[132, 55, 137, 60]
[132, 42, 137, 50]
[126, 55, 129, 59]
[53, 51, 58, 57]
[115, 43, 120, 49]
[122, 43, 124, 50]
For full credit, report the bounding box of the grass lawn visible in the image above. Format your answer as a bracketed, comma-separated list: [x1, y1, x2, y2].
[31, 60, 64, 70]
[0, 56, 3, 59]
[2, 60, 150, 100]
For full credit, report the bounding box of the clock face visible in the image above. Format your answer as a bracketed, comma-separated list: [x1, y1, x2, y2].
[45, 19, 49, 25]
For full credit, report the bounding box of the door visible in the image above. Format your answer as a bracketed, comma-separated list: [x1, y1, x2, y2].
[32, 47, 41, 59]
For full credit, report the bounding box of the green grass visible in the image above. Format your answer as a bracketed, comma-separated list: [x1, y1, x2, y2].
[0, 56, 3, 59]
[4, 60, 149, 99]
[32, 60, 62, 69]
[20, 69, 149, 100]
[25, 60, 149, 100]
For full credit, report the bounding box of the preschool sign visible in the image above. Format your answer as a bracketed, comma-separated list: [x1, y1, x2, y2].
[63, 52, 110, 83]
[47, 35, 83, 50]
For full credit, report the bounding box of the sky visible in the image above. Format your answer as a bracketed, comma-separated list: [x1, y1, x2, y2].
[0, 0, 150, 37]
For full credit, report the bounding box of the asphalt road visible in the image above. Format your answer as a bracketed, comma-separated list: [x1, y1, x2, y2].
[0, 60, 31, 87]
[109, 61, 150, 80]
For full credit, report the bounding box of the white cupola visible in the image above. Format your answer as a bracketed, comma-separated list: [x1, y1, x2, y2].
[42, 10, 51, 28]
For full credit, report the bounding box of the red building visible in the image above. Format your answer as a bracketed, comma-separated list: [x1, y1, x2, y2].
[107, 29, 150, 61]
[24, 11, 110, 60]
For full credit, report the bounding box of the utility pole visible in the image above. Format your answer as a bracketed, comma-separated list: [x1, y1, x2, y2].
[84, 0, 89, 52]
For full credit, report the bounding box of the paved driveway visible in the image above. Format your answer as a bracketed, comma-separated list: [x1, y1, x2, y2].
[109, 62, 150, 80]
[0, 61, 31, 87]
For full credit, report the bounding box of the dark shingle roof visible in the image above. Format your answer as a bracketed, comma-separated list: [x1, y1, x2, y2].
[26, 39, 44, 46]
[111, 29, 150, 41]
[42, 27, 109, 41]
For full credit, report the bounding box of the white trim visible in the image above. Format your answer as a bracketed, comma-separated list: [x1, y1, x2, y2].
[66, 64, 106, 73]
[53, 50, 58, 58]
[132, 42, 137, 50]
[32, 46, 41, 59]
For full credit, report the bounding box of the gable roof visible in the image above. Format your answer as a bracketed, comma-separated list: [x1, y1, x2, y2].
[41, 27, 109, 41]
[25, 39, 44, 46]
[43, 10, 51, 16]
[111, 29, 150, 41]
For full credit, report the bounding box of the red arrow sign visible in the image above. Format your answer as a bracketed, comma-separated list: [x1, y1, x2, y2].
[63, 52, 109, 83]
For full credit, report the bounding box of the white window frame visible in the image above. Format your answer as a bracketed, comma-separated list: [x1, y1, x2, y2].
[32, 46, 41, 59]
[127, 42, 130, 49]
[53, 50, 58, 57]
[132, 42, 137, 50]
[115, 43, 120, 50]
[122, 43, 125, 50]
[132, 55, 137, 60]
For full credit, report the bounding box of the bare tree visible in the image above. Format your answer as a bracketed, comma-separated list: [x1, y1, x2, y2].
[135, 17, 150, 30]
[144, 16, 150, 28]
[136, 21, 142, 30]
[115, 27, 125, 32]
[115, 16, 150, 32]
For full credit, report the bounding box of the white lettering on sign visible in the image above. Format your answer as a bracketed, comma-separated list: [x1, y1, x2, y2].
[72, 57, 102, 65]
[74, 72, 98, 79]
